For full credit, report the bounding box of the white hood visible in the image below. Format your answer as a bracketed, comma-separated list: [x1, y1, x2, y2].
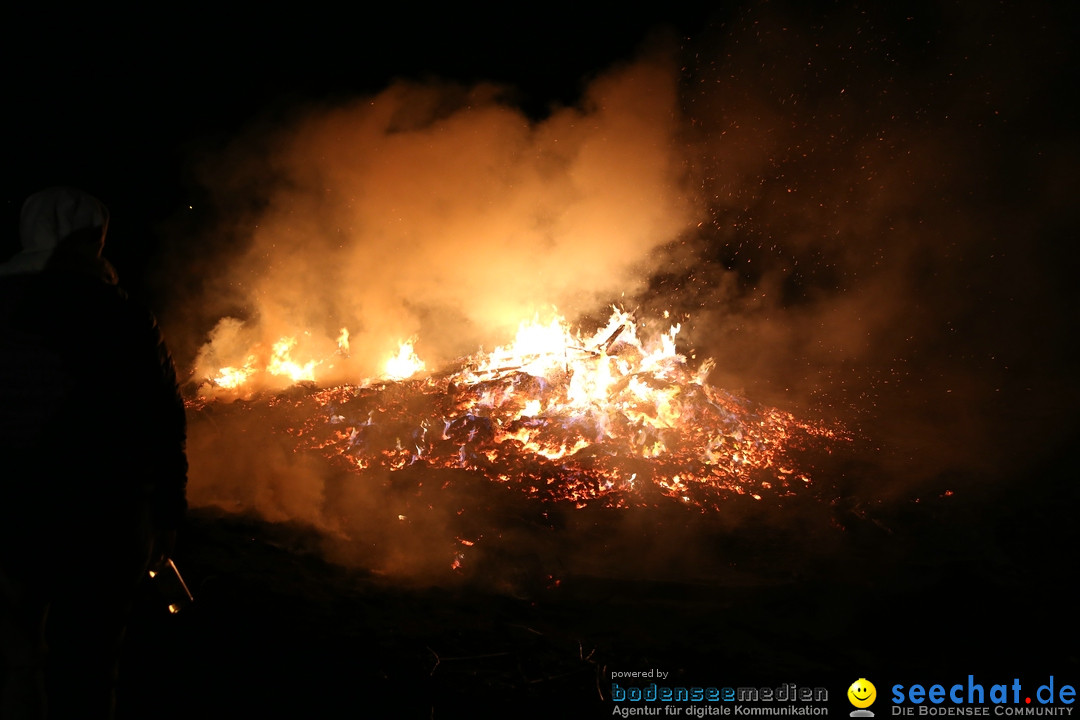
[0, 186, 110, 276]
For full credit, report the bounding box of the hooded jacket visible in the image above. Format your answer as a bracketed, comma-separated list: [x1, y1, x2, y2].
[1, 186, 110, 275]
[0, 187, 187, 560]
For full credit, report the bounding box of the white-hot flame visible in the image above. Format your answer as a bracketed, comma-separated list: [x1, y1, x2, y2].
[267, 337, 319, 384]
[383, 339, 426, 381]
[201, 306, 688, 398]
[210, 355, 257, 389]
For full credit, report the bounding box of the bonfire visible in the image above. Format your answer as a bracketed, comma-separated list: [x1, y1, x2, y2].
[189, 306, 845, 512]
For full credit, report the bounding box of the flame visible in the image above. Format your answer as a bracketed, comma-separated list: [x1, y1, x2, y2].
[210, 355, 257, 390]
[383, 339, 426, 381]
[267, 336, 319, 384]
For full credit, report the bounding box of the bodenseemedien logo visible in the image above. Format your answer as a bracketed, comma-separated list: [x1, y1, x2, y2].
[607, 672, 830, 716]
[849, 679, 878, 717]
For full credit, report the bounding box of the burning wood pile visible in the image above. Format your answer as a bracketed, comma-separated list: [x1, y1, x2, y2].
[185, 307, 849, 577]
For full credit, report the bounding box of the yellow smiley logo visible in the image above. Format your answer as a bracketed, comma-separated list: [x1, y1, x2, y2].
[848, 678, 877, 708]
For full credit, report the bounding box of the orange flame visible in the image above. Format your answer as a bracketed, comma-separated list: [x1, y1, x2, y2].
[383, 339, 426, 381]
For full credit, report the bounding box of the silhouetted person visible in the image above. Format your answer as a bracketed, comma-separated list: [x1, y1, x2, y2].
[0, 186, 188, 719]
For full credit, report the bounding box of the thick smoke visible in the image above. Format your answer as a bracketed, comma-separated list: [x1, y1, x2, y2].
[184, 47, 697, 389]
[641, 1, 1078, 498]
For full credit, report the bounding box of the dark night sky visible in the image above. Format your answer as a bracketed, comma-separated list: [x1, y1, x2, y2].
[4, 4, 716, 260]
[6, 1, 1075, 275]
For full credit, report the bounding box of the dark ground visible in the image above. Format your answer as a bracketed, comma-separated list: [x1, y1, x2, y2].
[115, 434, 1078, 719]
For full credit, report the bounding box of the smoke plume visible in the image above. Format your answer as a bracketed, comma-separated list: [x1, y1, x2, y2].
[183, 47, 697, 389]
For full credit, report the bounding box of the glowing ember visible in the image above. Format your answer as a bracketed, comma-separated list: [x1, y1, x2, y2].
[188, 308, 847, 515]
